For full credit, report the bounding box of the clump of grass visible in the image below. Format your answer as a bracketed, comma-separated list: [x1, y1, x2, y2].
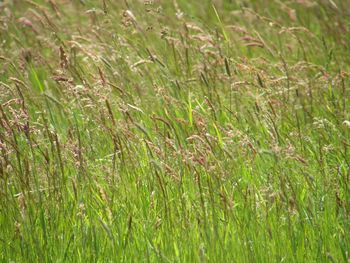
[0, 0, 350, 262]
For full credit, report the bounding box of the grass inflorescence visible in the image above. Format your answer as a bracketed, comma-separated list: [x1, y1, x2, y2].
[0, 0, 350, 262]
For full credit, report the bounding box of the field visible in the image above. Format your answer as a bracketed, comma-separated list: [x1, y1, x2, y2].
[0, 0, 350, 262]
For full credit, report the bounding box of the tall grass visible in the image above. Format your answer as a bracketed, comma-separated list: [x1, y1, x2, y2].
[0, 0, 349, 262]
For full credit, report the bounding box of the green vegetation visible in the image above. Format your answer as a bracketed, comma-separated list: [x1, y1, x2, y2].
[1, 0, 350, 262]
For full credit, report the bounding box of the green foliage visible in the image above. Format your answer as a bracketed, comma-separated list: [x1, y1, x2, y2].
[0, 0, 350, 262]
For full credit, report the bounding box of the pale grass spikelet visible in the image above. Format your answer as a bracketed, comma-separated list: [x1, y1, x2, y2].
[343, 120, 350, 129]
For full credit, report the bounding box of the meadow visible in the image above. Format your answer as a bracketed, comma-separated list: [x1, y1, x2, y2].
[0, 0, 350, 262]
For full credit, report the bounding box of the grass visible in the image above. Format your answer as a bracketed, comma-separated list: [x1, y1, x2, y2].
[0, 0, 350, 262]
